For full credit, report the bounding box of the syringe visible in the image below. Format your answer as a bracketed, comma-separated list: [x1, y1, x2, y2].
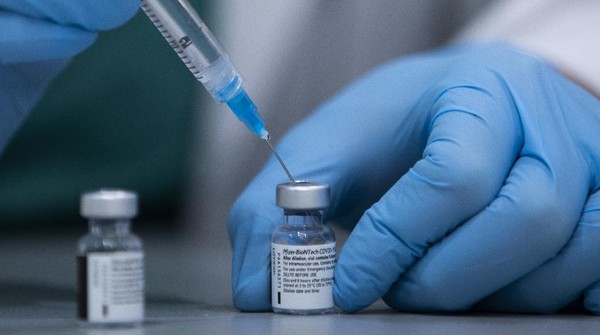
[140, 0, 295, 183]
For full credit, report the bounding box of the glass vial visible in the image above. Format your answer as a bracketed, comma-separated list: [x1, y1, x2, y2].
[77, 189, 144, 326]
[271, 181, 336, 314]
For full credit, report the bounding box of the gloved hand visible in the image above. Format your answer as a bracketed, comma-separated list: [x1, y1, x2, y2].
[228, 43, 600, 314]
[0, 0, 139, 151]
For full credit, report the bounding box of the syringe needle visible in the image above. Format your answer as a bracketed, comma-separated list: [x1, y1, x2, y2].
[264, 137, 295, 183]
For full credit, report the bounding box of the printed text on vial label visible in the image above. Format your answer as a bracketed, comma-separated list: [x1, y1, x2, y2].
[87, 251, 144, 323]
[272, 243, 336, 310]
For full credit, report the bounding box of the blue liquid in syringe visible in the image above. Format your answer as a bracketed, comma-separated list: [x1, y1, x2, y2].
[140, 0, 294, 181]
[225, 91, 295, 182]
[226, 90, 269, 140]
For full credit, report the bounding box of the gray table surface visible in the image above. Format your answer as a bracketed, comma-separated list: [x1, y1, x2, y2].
[1, 229, 599, 334]
[2, 299, 600, 335]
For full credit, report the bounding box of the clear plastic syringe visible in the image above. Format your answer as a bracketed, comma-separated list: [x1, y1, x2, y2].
[141, 0, 295, 182]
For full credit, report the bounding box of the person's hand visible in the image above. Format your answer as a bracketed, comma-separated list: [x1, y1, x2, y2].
[0, 0, 140, 63]
[0, 0, 139, 150]
[228, 43, 600, 313]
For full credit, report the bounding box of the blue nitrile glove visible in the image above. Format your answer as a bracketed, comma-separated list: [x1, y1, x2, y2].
[228, 43, 600, 313]
[0, 0, 139, 151]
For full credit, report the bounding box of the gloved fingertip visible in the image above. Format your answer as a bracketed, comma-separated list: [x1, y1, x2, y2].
[584, 281, 600, 315]
[233, 297, 272, 313]
[333, 278, 374, 313]
[232, 281, 272, 312]
[89, 0, 140, 31]
[333, 286, 361, 313]
[45, 30, 97, 61]
[61, 31, 97, 58]
[0, 0, 140, 32]
[0, 10, 102, 64]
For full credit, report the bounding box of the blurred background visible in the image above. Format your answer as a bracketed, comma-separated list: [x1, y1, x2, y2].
[0, 0, 213, 307]
[0, 0, 490, 308]
[0, 1, 208, 228]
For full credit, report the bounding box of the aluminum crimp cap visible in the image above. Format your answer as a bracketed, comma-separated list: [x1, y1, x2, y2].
[276, 181, 330, 210]
[80, 189, 138, 219]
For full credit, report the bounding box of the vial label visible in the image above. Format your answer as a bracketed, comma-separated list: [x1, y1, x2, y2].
[271, 242, 336, 310]
[78, 251, 144, 323]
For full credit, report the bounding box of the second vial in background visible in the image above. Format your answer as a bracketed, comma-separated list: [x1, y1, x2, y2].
[77, 189, 144, 326]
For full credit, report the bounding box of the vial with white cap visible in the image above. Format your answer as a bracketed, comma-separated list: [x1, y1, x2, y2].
[271, 181, 336, 314]
[76, 189, 144, 325]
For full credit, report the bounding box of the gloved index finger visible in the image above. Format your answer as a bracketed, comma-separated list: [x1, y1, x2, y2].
[0, 0, 140, 31]
[333, 81, 523, 312]
[0, 0, 140, 63]
[0, 11, 97, 64]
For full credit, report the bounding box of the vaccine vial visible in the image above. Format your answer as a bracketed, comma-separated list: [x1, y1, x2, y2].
[77, 189, 144, 325]
[271, 181, 336, 314]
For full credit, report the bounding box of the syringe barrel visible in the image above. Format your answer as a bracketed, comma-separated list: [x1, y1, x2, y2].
[141, 0, 243, 102]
